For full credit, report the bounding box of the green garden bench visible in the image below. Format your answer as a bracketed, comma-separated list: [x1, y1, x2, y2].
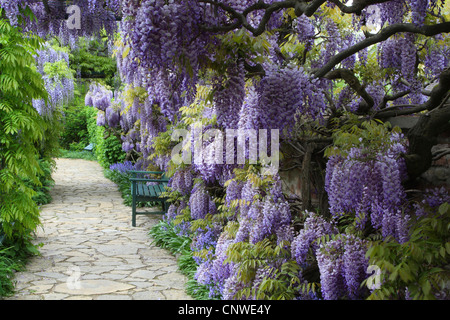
[128, 170, 169, 227]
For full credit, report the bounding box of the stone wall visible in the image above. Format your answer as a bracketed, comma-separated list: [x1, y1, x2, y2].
[419, 131, 450, 189]
[389, 115, 450, 190]
[280, 116, 450, 209]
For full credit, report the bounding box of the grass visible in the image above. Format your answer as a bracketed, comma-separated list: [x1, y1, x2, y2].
[0, 242, 30, 298]
[58, 148, 97, 161]
[0, 248, 21, 297]
[149, 220, 212, 300]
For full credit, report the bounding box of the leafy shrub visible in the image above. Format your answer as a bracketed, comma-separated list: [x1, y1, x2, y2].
[0, 247, 23, 297]
[366, 202, 450, 300]
[60, 96, 90, 150]
[69, 38, 118, 88]
[59, 149, 97, 161]
[86, 106, 126, 168]
[0, 17, 47, 238]
[0, 233, 40, 297]
[100, 133, 127, 168]
[23, 159, 55, 206]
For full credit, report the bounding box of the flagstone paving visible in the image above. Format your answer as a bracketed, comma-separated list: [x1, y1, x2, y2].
[5, 158, 191, 300]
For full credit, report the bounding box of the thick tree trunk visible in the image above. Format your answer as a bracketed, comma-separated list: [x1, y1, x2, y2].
[405, 103, 450, 182]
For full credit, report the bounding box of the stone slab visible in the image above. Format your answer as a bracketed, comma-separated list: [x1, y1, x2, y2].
[54, 280, 135, 295]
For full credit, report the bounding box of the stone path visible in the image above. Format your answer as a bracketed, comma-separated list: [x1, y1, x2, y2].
[5, 158, 191, 300]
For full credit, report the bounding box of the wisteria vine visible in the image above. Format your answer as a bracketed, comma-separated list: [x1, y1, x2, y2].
[3, 0, 449, 301]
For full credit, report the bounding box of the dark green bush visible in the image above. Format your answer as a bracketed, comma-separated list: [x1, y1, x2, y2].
[23, 159, 55, 206]
[69, 38, 118, 89]
[85, 105, 126, 168]
[59, 87, 90, 150]
[366, 202, 450, 300]
[0, 232, 40, 297]
[0, 247, 23, 297]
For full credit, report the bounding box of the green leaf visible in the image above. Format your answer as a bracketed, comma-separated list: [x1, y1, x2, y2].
[422, 280, 432, 297]
[398, 266, 413, 283]
[440, 246, 446, 258]
[439, 202, 450, 215]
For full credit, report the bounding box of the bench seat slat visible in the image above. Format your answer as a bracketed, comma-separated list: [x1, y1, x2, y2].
[138, 182, 144, 197]
[148, 185, 158, 197]
[145, 184, 152, 197]
[157, 184, 166, 193]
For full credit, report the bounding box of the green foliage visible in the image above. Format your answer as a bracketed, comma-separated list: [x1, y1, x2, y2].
[85, 105, 126, 168]
[325, 116, 402, 159]
[59, 149, 97, 161]
[69, 38, 118, 88]
[59, 82, 91, 150]
[0, 246, 24, 297]
[43, 59, 74, 80]
[23, 159, 55, 206]
[366, 202, 450, 300]
[0, 16, 49, 238]
[0, 231, 41, 297]
[226, 239, 301, 300]
[97, 131, 126, 168]
[150, 220, 192, 255]
[209, 28, 270, 73]
[60, 101, 88, 149]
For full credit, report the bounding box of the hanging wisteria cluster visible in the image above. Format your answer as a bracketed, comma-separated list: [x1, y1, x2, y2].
[291, 212, 338, 269]
[325, 132, 410, 243]
[316, 234, 369, 300]
[0, 0, 118, 46]
[413, 187, 450, 217]
[85, 83, 114, 125]
[32, 44, 74, 117]
[193, 174, 295, 299]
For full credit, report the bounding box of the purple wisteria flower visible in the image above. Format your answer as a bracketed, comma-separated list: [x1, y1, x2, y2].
[316, 234, 369, 300]
[291, 212, 338, 268]
[324, 131, 410, 242]
[109, 161, 139, 174]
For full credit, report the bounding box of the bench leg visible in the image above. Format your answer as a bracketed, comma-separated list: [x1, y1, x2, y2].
[132, 203, 137, 227]
[132, 182, 137, 227]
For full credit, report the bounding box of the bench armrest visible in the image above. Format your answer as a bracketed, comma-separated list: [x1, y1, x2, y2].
[130, 178, 169, 183]
[128, 170, 164, 175]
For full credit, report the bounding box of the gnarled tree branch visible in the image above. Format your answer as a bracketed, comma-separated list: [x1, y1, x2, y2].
[314, 22, 450, 78]
[323, 68, 374, 109]
[199, 0, 392, 36]
[375, 67, 450, 118]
